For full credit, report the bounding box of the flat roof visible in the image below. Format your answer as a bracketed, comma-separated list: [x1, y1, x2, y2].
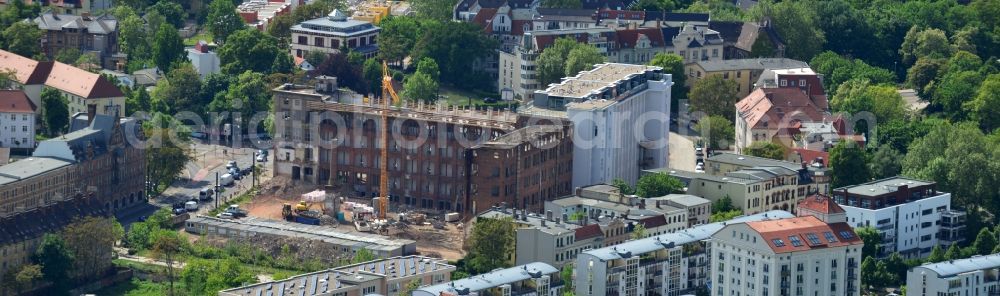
[0, 157, 73, 185]
[541, 63, 660, 99]
[693, 58, 808, 72]
[220, 256, 454, 296]
[583, 210, 794, 261]
[914, 253, 1000, 278]
[187, 216, 415, 251]
[477, 125, 563, 149]
[478, 208, 580, 235]
[415, 262, 558, 295]
[835, 176, 935, 197]
[549, 196, 682, 216]
[662, 169, 757, 185]
[649, 194, 711, 207]
[707, 153, 806, 171]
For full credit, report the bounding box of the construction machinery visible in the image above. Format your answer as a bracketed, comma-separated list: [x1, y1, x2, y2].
[282, 203, 322, 225]
[377, 61, 399, 222]
[293, 200, 311, 212]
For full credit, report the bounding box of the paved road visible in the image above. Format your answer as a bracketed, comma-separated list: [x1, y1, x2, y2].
[151, 142, 270, 216]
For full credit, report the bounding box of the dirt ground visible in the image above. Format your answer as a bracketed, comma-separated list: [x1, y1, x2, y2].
[238, 176, 468, 261]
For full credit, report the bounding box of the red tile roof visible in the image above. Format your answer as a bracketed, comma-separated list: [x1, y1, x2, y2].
[614, 27, 665, 49]
[787, 148, 827, 166]
[736, 88, 827, 130]
[0, 90, 36, 113]
[471, 8, 498, 34]
[575, 224, 604, 240]
[746, 216, 861, 254]
[510, 19, 530, 35]
[0, 50, 52, 84]
[796, 194, 844, 215]
[639, 215, 667, 228]
[45, 62, 124, 99]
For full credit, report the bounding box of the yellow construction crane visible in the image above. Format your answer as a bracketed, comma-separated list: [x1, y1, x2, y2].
[378, 61, 399, 220]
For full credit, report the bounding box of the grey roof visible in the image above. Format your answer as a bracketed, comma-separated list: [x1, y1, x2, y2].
[648, 194, 710, 207]
[707, 153, 805, 171]
[291, 15, 380, 37]
[33, 114, 118, 162]
[478, 208, 580, 235]
[836, 176, 935, 197]
[582, 210, 794, 261]
[726, 166, 798, 180]
[549, 196, 682, 217]
[415, 262, 559, 295]
[186, 216, 416, 252]
[220, 256, 454, 296]
[914, 253, 1000, 278]
[0, 157, 73, 185]
[663, 169, 757, 185]
[34, 12, 117, 34]
[693, 58, 808, 72]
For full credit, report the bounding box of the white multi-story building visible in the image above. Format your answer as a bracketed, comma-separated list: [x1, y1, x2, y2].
[414, 262, 564, 296]
[906, 253, 1000, 296]
[575, 210, 795, 296]
[711, 216, 863, 296]
[186, 41, 220, 79]
[0, 90, 37, 149]
[289, 10, 381, 59]
[478, 207, 604, 268]
[545, 184, 692, 236]
[526, 63, 671, 187]
[832, 176, 963, 259]
[1, 49, 125, 119]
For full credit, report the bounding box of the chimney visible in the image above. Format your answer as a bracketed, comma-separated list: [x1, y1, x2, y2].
[87, 104, 97, 125]
[541, 219, 547, 227]
[640, 199, 646, 209]
[656, 200, 661, 209]
[575, 187, 582, 196]
[546, 210, 553, 221]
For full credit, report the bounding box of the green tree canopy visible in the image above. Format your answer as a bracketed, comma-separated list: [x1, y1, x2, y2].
[536, 38, 578, 86]
[964, 74, 1000, 131]
[152, 24, 185, 73]
[411, 0, 455, 21]
[468, 217, 515, 273]
[144, 113, 194, 191]
[41, 88, 69, 136]
[541, 0, 582, 8]
[611, 178, 636, 196]
[362, 58, 383, 96]
[903, 121, 1000, 211]
[868, 144, 903, 180]
[899, 26, 953, 65]
[649, 53, 687, 108]
[926, 245, 945, 263]
[416, 57, 440, 81]
[376, 16, 425, 66]
[152, 63, 203, 114]
[218, 29, 283, 75]
[631, 223, 647, 240]
[694, 115, 734, 150]
[972, 228, 997, 256]
[33, 234, 74, 294]
[829, 141, 869, 188]
[831, 79, 908, 131]
[207, 0, 245, 43]
[148, 0, 185, 28]
[2, 21, 43, 58]
[930, 70, 982, 121]
[906, 57, 946, 98]
[747, 0, 825, 60]
[635, 173, 684, 198]
[403, 72, 438, 103]
[564, 43, 606, 77]
[855, 226, 881, 259]
[744, 141, 786, 160]
[689, 75, 739, 121]
[411, 21, 497, 89]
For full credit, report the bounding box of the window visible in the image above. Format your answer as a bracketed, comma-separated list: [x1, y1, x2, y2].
[780, 79, 787, 86]
[922, 208, 933, 215]
[823, 232, 837, 243]
[799, 79, 806, 86]
[839, 231, 855, 240]
[771, 238, 785, 247]
[805, 233, 821, 245]
[788, 235, 803, 247]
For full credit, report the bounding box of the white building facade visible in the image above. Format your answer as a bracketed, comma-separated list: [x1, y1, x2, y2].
[0, 91, 37, 149]
[186, 41, 220, 79]
[711, 216, 863, 296]
[906, 253, 1000, 296]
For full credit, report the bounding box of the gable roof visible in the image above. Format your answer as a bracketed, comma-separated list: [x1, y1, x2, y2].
[638, 215, 668, 228]
[575, 223, 604, 240]
[45, 62, 124, 99]
[797, 194, 844, 215]
[736, 88, 827, 129]
[0, 90, 36, 113]
[471, 8, 499, 33]
[709, 21, 743, 43]
[614, 27, 665, 49]
[745, 216, 861, 253]
[0, 50, 53, 84]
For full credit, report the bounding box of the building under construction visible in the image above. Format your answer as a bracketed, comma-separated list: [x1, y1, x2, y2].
[271, 76, 572, 215]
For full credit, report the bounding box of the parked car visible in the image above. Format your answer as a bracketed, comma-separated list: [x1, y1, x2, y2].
[220, 174, 235, 186]
[199, 188, 214, 201]
[227, 161, 238, 169]
[256, 154, 266, 162]
[257, 149, 268, 157]
[216, 212, 234, 219]
[185, 201, 199, 212]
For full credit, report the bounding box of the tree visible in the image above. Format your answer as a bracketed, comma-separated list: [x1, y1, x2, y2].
[965, 74, 1000, 131]
[41, 88, 69, 136]
[868, 144, 902, 179]
[634, 173, 684, 198]
[709, 210, 742, 222]
[403, 72, 438, 103]
[831, 79, 908, 132]
[152, 24, 185, 72]
[747, 0, 824, 60]
[650, 53, 687, 109]
[147, 1, 185, 28]
[151, 229, 186, 295]
[906, 57, 946, 98]
[467, 217, 515, 273]
[693, 116, 734, 150]
[3, 264, 42, 295]
[632, 0, 673, 11]
[352, 249, 378, 263]
[829, 141, 869, 188]
[145, 10, 167, 43]
[689, 75, 739, 121]
[744, 141, 785, 160]
[33, 234, 74, 294]
[3, 21, 43, 58]
[930, 70, 982, 120]
[313, 52, 369, 94]
[74, 52, 100, 72]
[376, 16, 423, 66]
[411, 21, 497, 89]
[55, 48, 82, 63]
[144, 113, 195, 191]
[855, 226, 881, 259]
[710, 195, 742, 222]
[631, 223, 647, 240]
[944, 243, 963, 260]
[536, 38, 578, 86]
[416, 57, 440, 81]
[926, 245, 945, 263]
[401, 279, 422, 296]
[541, 0, 581, 9]
[564, 44, 606, 77]
[116, 7, 148, 61]
[611, 178, 636, 195]
[126, 86, 152, 115]
[410, 0, 454, 21]
[561, 264, 574, 291]
[152, 63, 203, 114]
[362, 58, 383, 96]
[903, 121, 999, 211]
[61, 217, 122, 281]
[218, 29, 282, 74]
[206, 0, 245, 43]
[812, 0, 874, 59]
[271, 52, 295, 74]
[899, 27, 953, 65]
[972, 228, 997, 256]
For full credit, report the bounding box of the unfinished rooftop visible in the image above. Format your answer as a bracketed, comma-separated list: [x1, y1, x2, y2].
[539, 63, 663, 99]
[274, 83, 519, 131]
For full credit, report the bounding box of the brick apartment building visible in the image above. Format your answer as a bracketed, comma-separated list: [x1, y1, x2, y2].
[34, 11, 121, 68]
[271, 77, 571, 214]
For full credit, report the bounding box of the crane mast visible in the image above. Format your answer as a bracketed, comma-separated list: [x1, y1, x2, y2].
[379, 61, 399, 220]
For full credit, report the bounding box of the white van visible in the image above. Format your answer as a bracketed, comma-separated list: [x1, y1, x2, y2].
[220, 174, 235, 186]
[185, 201, 199, 212]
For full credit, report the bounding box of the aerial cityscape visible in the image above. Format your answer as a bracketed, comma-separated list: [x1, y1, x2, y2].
[0, 0, 998, 295]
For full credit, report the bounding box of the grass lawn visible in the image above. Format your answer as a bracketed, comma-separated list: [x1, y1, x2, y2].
[438, 86, 486, 107]
[184, 31, 214, 46]
[92, 278, 181, 296]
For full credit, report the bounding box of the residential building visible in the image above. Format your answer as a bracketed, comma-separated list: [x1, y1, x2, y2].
[905, 253, 1000, 296]
[796, 194, 846, 224]
[186, 41, 220, 79]
[649, 194, 711, 226]
[701, 153, 830, 195]
[237, 0, 297, 31]
[34, 11, 120, 68]
[413, 262, 564, 296]
[0, 50, 126, 118]
[684, 58, 808, 97]
[219, 256, 455, 296]
[734, 67, 829, 152]
[185, 216, 417, 258]
[0, 90, 37, 149]
[709, 20, 786, 59]
[575, 210, 795, 296]
[544, 184, 691, 235]
[290, 10, 381, 59]
[470, 125, 574, 212]
[1, 0, 112, 16]
[832, 177, 964, 258]
[711, 215, 863, 296]
[665, 166, 807, 214]
[528, 63, 671, 187]
[477, 207, 603, 267]
[453, 0, 533, 22]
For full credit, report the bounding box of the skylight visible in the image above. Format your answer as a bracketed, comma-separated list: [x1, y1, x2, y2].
[805, 233, 822, 245]
[788, 235, 803, 247]
[824, 231, 837, 243]
[772, 238, 785, 247]
[839, 230, 855, 240]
